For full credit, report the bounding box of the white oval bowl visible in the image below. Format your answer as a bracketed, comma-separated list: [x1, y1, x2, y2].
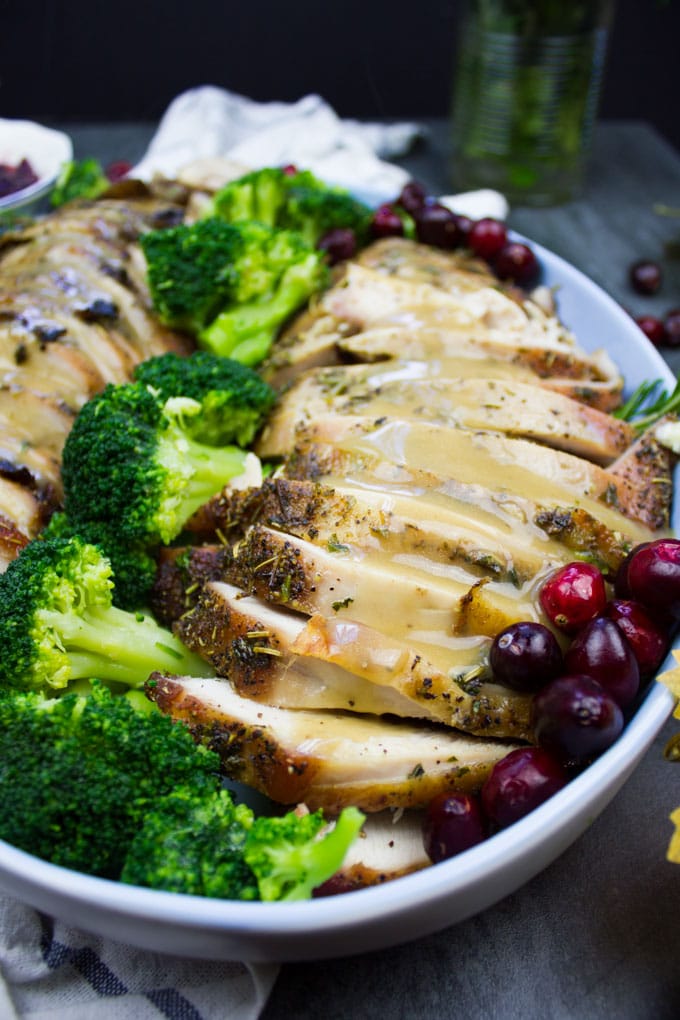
[0, 232, 675, 961]
[0, 119, 72, 212]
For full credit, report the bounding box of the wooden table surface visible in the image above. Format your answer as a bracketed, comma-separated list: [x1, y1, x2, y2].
[59, 118, 680, 1020]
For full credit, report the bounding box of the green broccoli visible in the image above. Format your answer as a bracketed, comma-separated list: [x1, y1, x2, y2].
[0, 534, 211, 693]
[0, 681, 364, 898]
[244, 806, 365, 901]
[282, 171, 373, 249]
[139, 217, 243, 335]
[121, 785, 260, 899]
[42, 512, 156, 611]
[210, 166, 372, 248]
[61, 381, 256, 546]
[121, 793, 365, 901]
[198, 245, 325, 364]
[140, 217, 327, 364]
[0, 682, 222, 877]
[50, 158, 109, 208]
[209, 166, 290, 227]
[133, 350, 276, 447]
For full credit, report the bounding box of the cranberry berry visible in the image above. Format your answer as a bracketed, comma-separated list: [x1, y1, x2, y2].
[603, 598, 669, 677]
[370, 203, 405, 239]
[468, 218, 508, 259]
[635, 315, 667, 346]
[422, 792, 486, 862]
[489, 621, 562, 693]
[532, 674, 624, 765]
[563, 616, 640, 708]
[397, 180, 428, 215]
[539, 562, 607, 635]
[626, 538, 680, 618]
[413, 203, 460, 249]
[629, 259, 663, 296]
[105, 160, 133, 183]
[664, 308, 680, 348]
[493, 242, 539, 287]
[318, 227, 357, 264]
[481, 747, 567, 829]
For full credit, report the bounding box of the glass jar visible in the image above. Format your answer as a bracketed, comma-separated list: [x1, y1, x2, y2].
[450, 0, 616, 206]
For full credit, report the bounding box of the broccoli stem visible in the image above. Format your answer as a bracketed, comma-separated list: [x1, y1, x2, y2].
[200, 256, 322, 365]
[155, 426, 252, 540]
[38, 606, 212, 688]
[172, 434, 250, 524]
[253, 806, 365, 902]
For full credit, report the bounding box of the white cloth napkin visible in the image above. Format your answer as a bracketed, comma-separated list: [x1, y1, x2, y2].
[132, 85, 508, 217]
[132, 85, 423, 203]
[0, 895, 278, 1019]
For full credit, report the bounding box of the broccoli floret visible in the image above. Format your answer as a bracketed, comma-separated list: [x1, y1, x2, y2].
[42, 512, 156, 611]
[121, 785, 260, 899]
[209, 166, 290, 227]
[50, 158, 109, 208]
[122, 795, 364, 901]
[139, 218, 242, 335]
[133, 351, 276, 447]
[62, 381, 255, 546]
[0, 681, 364, 897]
[210, 166, 372, 249]
[199, 247, 325, 365]
[140, 217, 327, 364]
[244, 806, 366, 902]
[283, 171, 372, 248]
[0, 683, 221, 877]
[0, 534, 211, 693]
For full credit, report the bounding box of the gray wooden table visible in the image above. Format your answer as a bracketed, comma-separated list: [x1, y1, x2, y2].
[62, 119, 680, 1020]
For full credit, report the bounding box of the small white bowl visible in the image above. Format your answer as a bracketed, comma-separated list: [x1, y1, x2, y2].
[0, 119, 73, 213]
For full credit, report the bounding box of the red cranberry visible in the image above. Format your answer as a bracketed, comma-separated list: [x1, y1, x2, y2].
[664, 308, 680, 348]
[105, 160, 133, 182]
[413, 203, 461, 248]
[0, 158, 39, 198]
[539, 562, 607, 635]
[468, 218, 508, 259]
[397, 180, 428, 215]
[563, 616, 640, 708]
[318, 227, 357, 264]
[489, 621, 563, 692]
[370, 203, 405, 239]
[602, 598, 669, 677]
[629, 260, 662, 295]
[626, 538, 680, 618]
[422, 792, 486, 862]
[481, 747, 567, 829]
[453, 213, 473, 245]
[635, 315, 667, 346]
[532, 674, 624, 765]
[281, 164, 298, 176]
[493, 242, 539, 287]
[614, 544, 650, 600]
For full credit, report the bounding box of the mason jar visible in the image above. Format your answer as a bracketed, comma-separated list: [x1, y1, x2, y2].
[450, 0, 616, 206]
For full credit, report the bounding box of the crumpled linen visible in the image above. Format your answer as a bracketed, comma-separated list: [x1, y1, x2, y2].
[0, 895, 278, 1020]
[132, 85, 422, 202]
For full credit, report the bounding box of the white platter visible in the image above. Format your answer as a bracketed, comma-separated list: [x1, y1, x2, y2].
[0, 231, 675, 962]
[0, 119, 72, 212]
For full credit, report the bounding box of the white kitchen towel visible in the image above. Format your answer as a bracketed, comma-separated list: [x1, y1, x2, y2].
[131, 85, 508, 218]
[0, 895, 278, 1019]
[132, 85, 423, 202]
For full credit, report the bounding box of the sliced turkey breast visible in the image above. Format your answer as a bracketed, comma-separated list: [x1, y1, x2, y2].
[146, 673, 524, 813]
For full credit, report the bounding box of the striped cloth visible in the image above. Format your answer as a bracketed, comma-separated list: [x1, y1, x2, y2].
[0, 895, 278, 1019]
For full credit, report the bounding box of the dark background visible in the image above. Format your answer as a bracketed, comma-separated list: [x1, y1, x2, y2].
[1, 0, 678, 151]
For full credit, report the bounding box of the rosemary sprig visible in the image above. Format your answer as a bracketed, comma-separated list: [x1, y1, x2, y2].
[613, 377, 680, 431]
